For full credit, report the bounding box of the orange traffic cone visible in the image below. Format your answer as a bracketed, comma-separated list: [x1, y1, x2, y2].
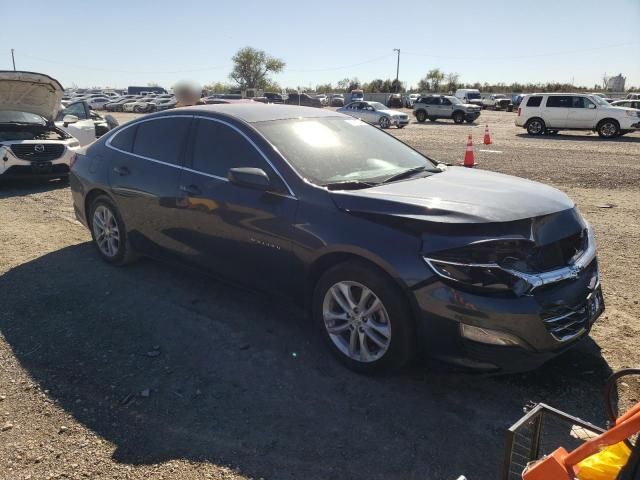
[463, 133, 476, 167]
[483, 125, 492, 145]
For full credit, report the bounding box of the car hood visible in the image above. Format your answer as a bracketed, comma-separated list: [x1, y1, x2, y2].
[330, 166, 574, 224]
[0, 71, 64, 121]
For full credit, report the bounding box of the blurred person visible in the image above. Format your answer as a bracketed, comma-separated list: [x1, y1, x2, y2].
[174, 81, 204, 107]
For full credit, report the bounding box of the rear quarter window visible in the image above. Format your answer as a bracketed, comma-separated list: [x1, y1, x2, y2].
[526, 96, 543, 107]
[110, 125, 137, 152]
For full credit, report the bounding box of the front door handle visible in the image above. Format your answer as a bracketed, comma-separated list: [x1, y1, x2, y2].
[179, 184, 202, 195]
[113, 166, 130, 176]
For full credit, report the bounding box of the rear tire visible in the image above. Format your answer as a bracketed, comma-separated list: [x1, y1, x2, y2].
[89, 195, 138, 266]
[313, 261, 414, 374]
[453, 112, 465, 124]
[526, 118, 545, 135]
[597, 119, 620, 138]
[415, 110, 427, 123]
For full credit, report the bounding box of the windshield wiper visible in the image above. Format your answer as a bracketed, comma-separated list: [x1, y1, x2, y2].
[381, 165, 441, 184]
[322, 180, 379, 190]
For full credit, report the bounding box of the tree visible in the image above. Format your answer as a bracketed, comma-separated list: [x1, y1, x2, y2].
[390, 79, 404, 93]
[417, 78, 430, 92]
[229, 47, 285, 90]
[203, 82, 233, 94]
[426, 69, 446, 92]
[445, 72, 459, 92]
[315, 83, 333, 93]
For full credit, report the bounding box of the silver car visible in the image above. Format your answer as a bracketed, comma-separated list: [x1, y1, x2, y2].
[337, 101, 409, 128]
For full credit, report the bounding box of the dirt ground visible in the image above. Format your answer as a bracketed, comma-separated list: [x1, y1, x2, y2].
[1, 109, 639, 480]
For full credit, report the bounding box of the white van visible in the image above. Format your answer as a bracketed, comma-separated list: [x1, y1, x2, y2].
[455, 89, 483, 106]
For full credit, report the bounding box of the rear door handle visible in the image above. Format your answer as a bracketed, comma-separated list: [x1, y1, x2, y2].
[113, 166, 130, 176]
[179, 184, 202, 195]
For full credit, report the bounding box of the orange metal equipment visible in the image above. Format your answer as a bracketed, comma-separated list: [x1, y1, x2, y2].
[523, 403, 640, 480]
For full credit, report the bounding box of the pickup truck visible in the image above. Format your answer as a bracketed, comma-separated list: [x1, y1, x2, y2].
[481, 94, 511, 110]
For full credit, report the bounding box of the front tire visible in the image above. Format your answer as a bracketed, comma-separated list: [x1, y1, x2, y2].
[89, 195, 138, 266]
[313, 261, 414, 374]
[379, 116, 391, 129]
[597, 119, 620, 138]
[526, 118, 545, 135]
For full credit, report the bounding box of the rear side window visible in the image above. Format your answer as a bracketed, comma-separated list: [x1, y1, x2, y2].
[526, 96, 543, 107]
[110, 125, 137, 152]
[133, 117, 191, 165]
[546, 96, 572, 108]
[191, 120, 269, 178]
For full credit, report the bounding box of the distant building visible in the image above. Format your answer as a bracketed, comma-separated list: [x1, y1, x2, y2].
[606, 74, 626, 92]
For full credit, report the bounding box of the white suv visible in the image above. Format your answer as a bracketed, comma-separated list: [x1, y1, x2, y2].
[0, 71, 81, 181]
[515, 93, 640, 138]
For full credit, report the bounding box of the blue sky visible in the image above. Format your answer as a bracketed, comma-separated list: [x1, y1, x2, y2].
[3, 0, 639, 90]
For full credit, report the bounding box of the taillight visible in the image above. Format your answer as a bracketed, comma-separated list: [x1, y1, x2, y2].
[517, 107, 521, 116]
[69, 153, 79, 169]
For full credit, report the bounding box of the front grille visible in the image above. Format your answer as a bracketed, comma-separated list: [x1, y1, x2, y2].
[11, 144, 65, 162]
[542, 302, 589, 341]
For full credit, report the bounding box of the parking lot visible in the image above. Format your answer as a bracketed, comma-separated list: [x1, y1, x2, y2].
[1, 109, 639, 479]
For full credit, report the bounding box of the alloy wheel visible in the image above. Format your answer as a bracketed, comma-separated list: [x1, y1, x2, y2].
[322, 281, 391, 363]
[379, 117, 390, 129]
[599, 121, 618, 138]
[527, 119, 544, 135]
[92, 205, 120, 258]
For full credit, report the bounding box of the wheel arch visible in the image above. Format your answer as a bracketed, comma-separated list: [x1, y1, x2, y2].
[596, 117, 620, 129]
[84, 188, 114, 228]
[305, 250, 418, 321]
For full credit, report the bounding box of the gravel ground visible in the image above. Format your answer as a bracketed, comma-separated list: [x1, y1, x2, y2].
[1, 109, 639, 480]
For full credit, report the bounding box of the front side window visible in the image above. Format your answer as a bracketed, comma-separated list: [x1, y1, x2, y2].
[191, 120, 269, 178]
[254, 117, 435, 186]
[59, 102, 88, 120]
[441, 98, 451, 105]
[133, 117, 191, 165]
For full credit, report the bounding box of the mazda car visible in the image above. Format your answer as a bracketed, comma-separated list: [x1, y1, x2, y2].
[70, 104, 604, 374]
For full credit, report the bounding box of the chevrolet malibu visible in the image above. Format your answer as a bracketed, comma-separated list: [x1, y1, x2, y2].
[70, 104, 604, 373]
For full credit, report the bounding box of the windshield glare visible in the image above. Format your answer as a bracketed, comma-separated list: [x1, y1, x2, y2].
[589, 95, 608, 106]
[255, 117, 435, 186]
[368, 102, 387, 110]
[0, 111, 46, 125]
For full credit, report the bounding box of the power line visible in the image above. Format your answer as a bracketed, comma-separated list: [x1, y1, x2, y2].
[18, 54, 229, 74]
[286, 54, 394, 72]
[403, 41, 639, 61]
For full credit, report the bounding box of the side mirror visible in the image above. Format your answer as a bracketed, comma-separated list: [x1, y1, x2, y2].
[228, 167, 272, 191]
[62, 114, 79, 125]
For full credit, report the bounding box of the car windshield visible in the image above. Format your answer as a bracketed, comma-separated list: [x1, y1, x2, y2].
[466, 92, 481, 99]
[589, 95, 609, 106]
[0, 111, 46, 125]
[495, 94, 507, 98]
[254, 117, 435, 186]
[448, 97, 462, 104]
[368, 102, 387, 110]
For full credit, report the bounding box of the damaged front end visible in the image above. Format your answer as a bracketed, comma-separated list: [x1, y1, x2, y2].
[422, 208, 596, 298]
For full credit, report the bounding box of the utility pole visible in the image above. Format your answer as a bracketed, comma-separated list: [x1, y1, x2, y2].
[393, 48, 401, 93]
[11, 49, 16, 71]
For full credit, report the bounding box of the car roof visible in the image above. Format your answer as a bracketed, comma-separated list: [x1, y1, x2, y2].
[166, 104, 344, 123]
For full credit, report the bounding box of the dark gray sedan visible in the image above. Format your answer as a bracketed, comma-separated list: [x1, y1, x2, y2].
[69, 104, 603, 374]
